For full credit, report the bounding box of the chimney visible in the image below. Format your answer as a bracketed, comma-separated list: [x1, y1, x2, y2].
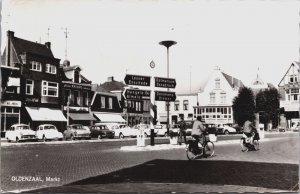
[6, 31, 14, 66]
[45, 42, 51, 49]
[107, 76, 114, 82]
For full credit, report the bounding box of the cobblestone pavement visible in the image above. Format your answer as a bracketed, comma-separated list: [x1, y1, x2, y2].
[1, 132, 298, 193]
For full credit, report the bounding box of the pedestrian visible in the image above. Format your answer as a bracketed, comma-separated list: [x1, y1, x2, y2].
[178, 116, 187, 145]
[191, 116, 206, 147]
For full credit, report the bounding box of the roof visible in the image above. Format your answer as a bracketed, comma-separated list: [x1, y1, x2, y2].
[221, 72, 244, 88]
[12, 37, 54, 58]
[100, 80, 126, 92]
[278, 62, 299, 87]
[63, 65, 82, 72]
[91, 84, 109, 92]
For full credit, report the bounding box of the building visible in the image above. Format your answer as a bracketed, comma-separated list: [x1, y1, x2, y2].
[90, 84, 126, 124]
[278, 62, 299, 127]
[60, 60, 96, 126]
[1, 31, 67, 133]
[99, 76, 151, 126]
[193, 67, 244, 125]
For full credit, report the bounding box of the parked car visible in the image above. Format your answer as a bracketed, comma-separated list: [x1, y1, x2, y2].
[116, 124, 138, 139]
[155, 124, 168, 137]
[133, 124, 158, 137]
[36, 124, 63, 141]
[217, 124, 237, 135]
[6, 124, 37, 142]
[63, 124, 91, 140]
[90, 124, 115, 139]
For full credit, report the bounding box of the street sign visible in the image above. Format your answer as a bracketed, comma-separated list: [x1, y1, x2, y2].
[155, 91, 176, 101]
[154, 77, 176, 88]
[123, 89, 151, 100]
[124, 74, 151, 86]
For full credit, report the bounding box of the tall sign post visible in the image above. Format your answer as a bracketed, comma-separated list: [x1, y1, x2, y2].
[159, 40, 177, 134]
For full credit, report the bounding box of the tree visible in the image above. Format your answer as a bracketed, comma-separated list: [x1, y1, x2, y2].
[232, 87, 256, 126]
[256, 88, 280, 128]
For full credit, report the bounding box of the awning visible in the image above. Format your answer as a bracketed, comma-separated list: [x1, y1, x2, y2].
[26, 107, 67, 122]
[69, 113, 97, 121]
[94, 113, 126, 123]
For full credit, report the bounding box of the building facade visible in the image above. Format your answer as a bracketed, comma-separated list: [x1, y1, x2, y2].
[278, 62, 300, 127]
[1, 31, 67, 134]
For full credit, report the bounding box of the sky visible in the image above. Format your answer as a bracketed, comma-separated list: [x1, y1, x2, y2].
[1, 0, 300, 94]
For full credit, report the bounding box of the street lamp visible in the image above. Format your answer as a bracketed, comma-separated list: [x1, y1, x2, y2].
[159, 40, 177, 134]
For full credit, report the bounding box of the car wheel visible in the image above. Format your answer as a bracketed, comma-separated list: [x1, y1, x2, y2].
[16, 137, 19, 143]
[70, 135, 75, 141]
[42, 135, 46, 142]
[119, 133, 124, 139]
[164, 132, 168, 137]
[224, 130, 229, 135]
[98, 134, 102, 140]
[7, 138, 11, 143]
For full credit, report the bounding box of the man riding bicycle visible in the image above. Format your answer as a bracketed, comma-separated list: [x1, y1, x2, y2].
[191, 116, 206, 147]
[243, 120, 259, 144]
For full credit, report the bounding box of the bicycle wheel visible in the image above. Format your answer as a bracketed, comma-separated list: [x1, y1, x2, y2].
[204, 141, 214, 157]
[240, 138, 248, 152]
[253, 140, 259, 150]
[186, 143, 203, 160]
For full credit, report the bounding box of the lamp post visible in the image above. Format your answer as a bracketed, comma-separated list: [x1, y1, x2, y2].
[159, 40, 177, 134]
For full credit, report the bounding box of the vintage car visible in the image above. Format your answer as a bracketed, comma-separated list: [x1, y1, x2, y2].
[6, 124, 37, 142]
[155, 124, 168, 137]
[117, 124, 137, 139]
[36, 124, 63, 141]
[89, 124, 115, 139]
[217, 124, 237, 135]
[63, 124, 91, 140]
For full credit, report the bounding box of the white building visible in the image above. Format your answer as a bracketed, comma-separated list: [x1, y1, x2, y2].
[157, 67, 244, 125]
[193, 67, 244, 125]
[278, 62, 299, 127]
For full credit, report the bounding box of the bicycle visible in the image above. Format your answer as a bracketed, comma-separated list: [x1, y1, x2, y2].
[186, 132, 215, 160]
[240, 132, 259, 152]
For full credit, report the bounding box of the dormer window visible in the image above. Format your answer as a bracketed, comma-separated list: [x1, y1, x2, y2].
[30, 61, 41, 71]
[74, 71, 80, 83]
[215, 78, 220, 89]
[46, 64, 56, 74]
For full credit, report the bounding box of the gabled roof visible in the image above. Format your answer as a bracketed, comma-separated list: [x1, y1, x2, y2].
[100, 80, 126, 92]
[12, 37, 54, 58]
[278, 62, 299, 87]
[221, 72, 244, 88]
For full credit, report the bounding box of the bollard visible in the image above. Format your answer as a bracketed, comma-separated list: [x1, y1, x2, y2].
[137, 128, 145, 147]
[150, 128, 155, 146]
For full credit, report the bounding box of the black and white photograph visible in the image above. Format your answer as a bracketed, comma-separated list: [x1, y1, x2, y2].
[0, 0, 299, 193]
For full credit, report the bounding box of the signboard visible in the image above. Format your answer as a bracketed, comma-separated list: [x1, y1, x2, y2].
[155, 77, 176, 88]
[155, 91, 176, 101]
[63, 83, 91, 91]
[123, 89, 151, 100]
[124, 74, 151, 86]
[1, 100, 21, 107]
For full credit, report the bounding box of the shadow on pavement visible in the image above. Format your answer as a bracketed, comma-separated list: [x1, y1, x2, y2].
[27, 159, 298, 193]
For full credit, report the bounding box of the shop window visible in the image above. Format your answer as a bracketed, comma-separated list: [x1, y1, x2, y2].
[26, 80, 34, 95]
[30, 61, 41, 71]
[46, 64, 56, 74]
[42, 81, 58, 97]
[183, 100, 189, 110]
[74, 90, 80, 105]
[64, 90, 71, 104]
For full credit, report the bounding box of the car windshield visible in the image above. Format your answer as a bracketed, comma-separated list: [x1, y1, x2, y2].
[44, 125, 56, 130]
[16, 125, 30, 130]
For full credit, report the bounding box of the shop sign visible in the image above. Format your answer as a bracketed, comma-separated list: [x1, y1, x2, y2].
[63, 83, 91, 90]
[1, 100, 21, 107]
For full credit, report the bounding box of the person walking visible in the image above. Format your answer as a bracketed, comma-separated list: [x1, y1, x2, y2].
[178, 116, 187, 145]
[191, 116, 206, 147]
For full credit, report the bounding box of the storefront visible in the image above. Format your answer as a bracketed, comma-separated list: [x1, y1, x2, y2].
[1, 101, 21, 137]
[67, 112, 96, 126]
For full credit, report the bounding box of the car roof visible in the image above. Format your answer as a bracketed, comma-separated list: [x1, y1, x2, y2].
[11, 124, 29, 127]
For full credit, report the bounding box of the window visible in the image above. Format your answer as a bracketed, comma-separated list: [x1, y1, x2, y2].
[210, 92, 215, 103]
[215, 78, 220, 89]
[74, 71, 80, 83]
[174, 100, 179, 111]
[26, 80, 34, 95]
[30, 61, 41, 71]
[64, 90, 71, 104]
[183, 100, 189, 110]
[291, 89, 299, 101]
[220, 92, 226, 103]
[42, 81, 58, 97]
[108, 97, 113, 109]
[143, 100, 150, 111]
[83, 91, 89, 106]
[197, 108, 200, 114]
[188, 114, 193, 118]
[101, 96, 105, 108]
[46, 64, 56, 74]
[74, 90, 80, 105]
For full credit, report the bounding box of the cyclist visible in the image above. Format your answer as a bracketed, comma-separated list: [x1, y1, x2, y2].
[243, 120, 258, 144]
[191, 116, 206, 147]
[178, 116, 187, 145]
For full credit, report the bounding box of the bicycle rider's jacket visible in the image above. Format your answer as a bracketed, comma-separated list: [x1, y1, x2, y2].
[192, 120, 205, 136]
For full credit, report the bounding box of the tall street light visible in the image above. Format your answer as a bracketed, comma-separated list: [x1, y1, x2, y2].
[159, 40, 177, 134]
